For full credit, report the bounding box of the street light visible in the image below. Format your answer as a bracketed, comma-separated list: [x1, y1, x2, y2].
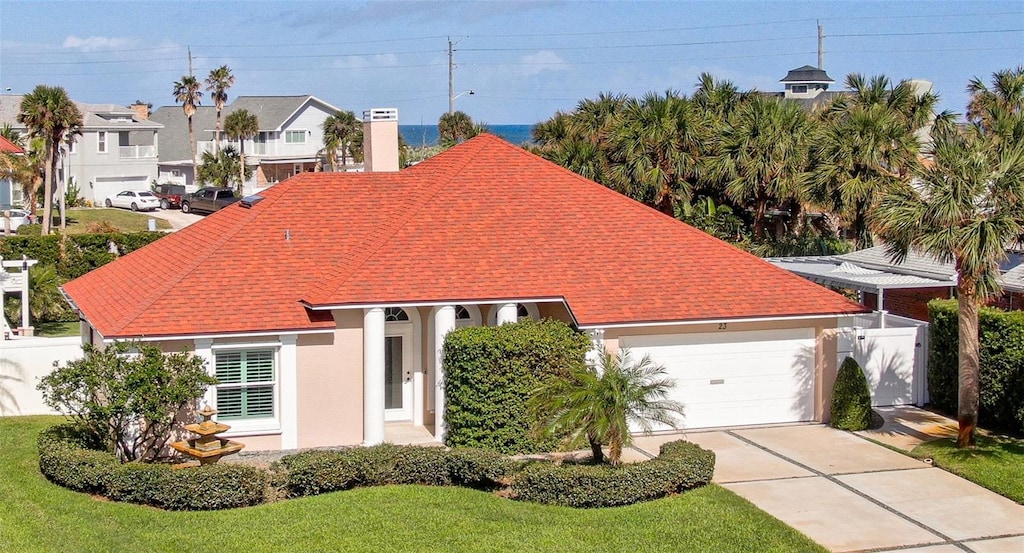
[448, 90, 474, 115]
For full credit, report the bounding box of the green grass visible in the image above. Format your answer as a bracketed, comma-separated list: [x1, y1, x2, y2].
[0, 416, 825, 553]
[911, 433, 1024, 504]
[32, 321, 80, 337]
[37, 208, 171, 234]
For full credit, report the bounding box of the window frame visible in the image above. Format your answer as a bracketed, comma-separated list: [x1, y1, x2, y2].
[212, 346, 280, 434]
[97, 131, 107, 153]
[284, 130, 306, 144]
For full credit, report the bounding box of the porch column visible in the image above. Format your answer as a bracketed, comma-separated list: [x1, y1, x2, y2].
[363, 307, 386, 446]
[496, 303, 518, 325]
[433, 305, 456, 442]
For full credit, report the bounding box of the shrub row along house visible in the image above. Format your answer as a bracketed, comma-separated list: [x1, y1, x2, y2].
[62, 111, 870, 451]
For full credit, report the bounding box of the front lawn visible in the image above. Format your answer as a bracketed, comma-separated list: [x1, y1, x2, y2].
[0, 416, 825, 552]
[38, 208, 171, 234]
[911, 433, 1024, 504]
[32, 321, 80, 337]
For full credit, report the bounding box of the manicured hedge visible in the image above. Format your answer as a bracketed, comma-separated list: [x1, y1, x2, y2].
[830, 356, 873, 431]
[442, 319, 591, 454]
[509, 440, 715, 508]
[278, 444, 511, 497]
[38, 424, 266, 510]
[0, 231, 164, 280]
[928, 299, 1024, 434]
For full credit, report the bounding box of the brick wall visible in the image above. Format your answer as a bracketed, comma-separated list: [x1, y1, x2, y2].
[862, 287, 953, 321]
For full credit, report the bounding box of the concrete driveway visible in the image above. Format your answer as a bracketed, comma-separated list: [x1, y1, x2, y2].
[149, 208, 203, 230]
[631, 425, 1024, 552]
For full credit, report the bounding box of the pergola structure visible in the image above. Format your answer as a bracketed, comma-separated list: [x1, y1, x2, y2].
[0, 255, 37, 338]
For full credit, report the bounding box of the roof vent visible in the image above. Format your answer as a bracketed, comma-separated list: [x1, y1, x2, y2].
[240, 195, 264, 208]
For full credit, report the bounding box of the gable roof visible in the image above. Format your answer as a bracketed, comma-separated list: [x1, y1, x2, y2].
[63, 135, 867, 339]
[0, 135, 23, 154]
[0, 95, 161, 132]
[780, 65, 835, 84]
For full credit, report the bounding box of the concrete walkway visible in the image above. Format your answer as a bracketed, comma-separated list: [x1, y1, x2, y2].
[631, 418, 1024, 552]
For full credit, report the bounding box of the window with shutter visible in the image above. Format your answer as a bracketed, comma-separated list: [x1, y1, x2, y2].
[214, 349, 276, 420]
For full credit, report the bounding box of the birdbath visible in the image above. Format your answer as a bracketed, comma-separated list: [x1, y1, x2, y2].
[171, 405, 244, 465]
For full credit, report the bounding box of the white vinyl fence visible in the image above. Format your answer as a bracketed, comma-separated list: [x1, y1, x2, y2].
[0, 336, 82, 416]
[838, 312, 929, 407]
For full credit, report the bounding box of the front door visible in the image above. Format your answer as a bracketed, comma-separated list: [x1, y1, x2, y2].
[384, 334, 413, 421]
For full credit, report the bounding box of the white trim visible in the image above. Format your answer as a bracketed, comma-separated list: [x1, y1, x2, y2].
[101, 328, 334, 344]
[578, 313, 846, 330]
[195, 338, 214, 410]
[209, 346, 282, 435]
[363, 308, 386, 445]
[212, 341, 282, 350]
[303, 297, 567, 311]
[279, 333, 298, 449]
[384, 321, 415, 422]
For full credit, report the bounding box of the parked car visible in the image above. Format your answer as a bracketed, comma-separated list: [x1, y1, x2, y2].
[180, 187, 239, 214]
[105, 190, 160, 212]
[153, 183, 188, 210]
[0, 209, 30, 234]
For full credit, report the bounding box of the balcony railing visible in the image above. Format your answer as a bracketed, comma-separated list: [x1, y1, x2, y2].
[118, 145, 156, 159]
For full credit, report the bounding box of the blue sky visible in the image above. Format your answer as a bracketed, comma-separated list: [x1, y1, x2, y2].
[1, 1, 1021, 124]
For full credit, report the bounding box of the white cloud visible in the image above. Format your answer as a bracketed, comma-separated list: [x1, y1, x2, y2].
[62, 36, 136, 52]
[515, 51, 568, 77]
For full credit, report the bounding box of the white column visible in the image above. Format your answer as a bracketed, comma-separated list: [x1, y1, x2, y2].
[433, 305, 456, 442]
[363, 308, 386, 446]
[496, 303, 518, 325]
[279, 334, 298, 450]
[194, 338, 214, 410]
[20, 259, 30, 331]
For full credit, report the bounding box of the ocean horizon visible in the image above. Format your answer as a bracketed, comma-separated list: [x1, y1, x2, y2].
[400, 124, 534, 147]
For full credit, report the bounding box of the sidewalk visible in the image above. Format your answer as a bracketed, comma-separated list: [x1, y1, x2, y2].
[857, 405, 959, 451]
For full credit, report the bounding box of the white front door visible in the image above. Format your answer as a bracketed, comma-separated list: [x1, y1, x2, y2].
[384, 330, 414, 421]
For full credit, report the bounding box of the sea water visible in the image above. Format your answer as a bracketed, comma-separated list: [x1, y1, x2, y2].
[400, 124, 534, 147]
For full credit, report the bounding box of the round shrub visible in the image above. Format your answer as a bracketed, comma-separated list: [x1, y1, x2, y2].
[830, 356, 873, 431]
[15, 223, 42, 236]
[509, 439, 715, 508]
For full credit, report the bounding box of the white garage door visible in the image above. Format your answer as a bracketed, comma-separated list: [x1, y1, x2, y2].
[92, 176, 148, 205]
[621, 327, 816, 430]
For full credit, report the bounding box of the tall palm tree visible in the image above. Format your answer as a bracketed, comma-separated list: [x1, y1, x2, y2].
[173, 75, 203, 176]
[224, 108, 259, 191]
[197, 146, 251, 192]
[438, 111, 479, 147]
[321, 111, 360, 170]
[707, 95, 813, 239]
[205, 65, 234, 153]
[966, 65, 1024, 144]
[17, 85, 83, 235]
[529, 349, 684, 465]
[873, 115, 1024, 448]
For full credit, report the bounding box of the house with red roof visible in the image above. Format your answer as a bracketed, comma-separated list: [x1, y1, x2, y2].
[0, 135, 26, 208]
[62, 111, 870, 451]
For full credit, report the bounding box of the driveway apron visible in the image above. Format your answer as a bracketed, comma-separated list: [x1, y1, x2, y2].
[633, 425, 1024, 552]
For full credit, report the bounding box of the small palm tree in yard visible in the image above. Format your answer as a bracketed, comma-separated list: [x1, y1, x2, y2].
[530, 349, 684, 465]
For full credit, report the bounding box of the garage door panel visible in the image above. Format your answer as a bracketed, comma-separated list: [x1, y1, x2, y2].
[621, 328, 816, 430]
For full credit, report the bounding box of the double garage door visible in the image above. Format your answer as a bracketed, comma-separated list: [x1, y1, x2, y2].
[93, 176, 149, 206]
[621, 327, 816, 430]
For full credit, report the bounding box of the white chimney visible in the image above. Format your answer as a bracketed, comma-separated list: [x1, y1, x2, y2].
[363, 108, 399, 173]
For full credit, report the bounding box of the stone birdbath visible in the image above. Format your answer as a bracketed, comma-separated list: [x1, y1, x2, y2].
[171, 405, 244, 465]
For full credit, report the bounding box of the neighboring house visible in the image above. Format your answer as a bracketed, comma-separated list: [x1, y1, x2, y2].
[149, 95, 344, 193]
[0, 135, 25, 208]
[63, 117, 871, 452]
[0, 96, 161, 206]
[770, 246, 1024, 321]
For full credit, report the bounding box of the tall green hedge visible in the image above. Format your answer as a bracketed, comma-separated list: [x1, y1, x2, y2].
[442, 318, 590, 454]
[928, 299, 1024, 434]
[830, 357, 873, 431]
[0, 232, 165, 280]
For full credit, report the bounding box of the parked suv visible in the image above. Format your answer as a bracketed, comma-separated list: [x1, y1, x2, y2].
[181, 187, 240, 214]
[153, 183, 188, 210]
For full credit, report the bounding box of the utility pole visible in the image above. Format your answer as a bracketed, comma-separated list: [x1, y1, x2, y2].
[188, 46, 194, 76]
[448, 38, 454, 115]
[817, 21, 824, 69]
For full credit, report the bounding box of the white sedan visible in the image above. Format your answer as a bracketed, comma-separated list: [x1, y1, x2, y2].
[105, 190, 160, 212]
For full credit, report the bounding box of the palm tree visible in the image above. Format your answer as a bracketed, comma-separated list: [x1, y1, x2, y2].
[224, 109, 259, 191]
[321, 111, 360, 170]
[873, 115, 1024, 448]
[205, 65, 234, 153]
[438, 111, 480, 147]
[197, 146, 251, 192]
[707, 95, 813, 240]
[529, 349, 684, 465]
[966, 65, 1024, 143]
[17, 85, 83, 235]
[173, 75, 203, 176]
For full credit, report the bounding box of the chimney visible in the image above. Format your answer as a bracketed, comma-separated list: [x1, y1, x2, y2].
[130, 101, 150, 120]
[362, 108, 399, 173]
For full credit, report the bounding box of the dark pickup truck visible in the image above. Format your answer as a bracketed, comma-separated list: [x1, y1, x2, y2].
[181, 187, 240, 214]
[153, 183, 187, 210]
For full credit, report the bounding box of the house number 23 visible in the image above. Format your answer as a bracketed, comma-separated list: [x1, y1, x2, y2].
[718, 323, 727, 330]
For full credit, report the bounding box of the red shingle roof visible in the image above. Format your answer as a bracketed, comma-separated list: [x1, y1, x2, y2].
[63, 134, 867, 339]
[0, 135, 24, 154]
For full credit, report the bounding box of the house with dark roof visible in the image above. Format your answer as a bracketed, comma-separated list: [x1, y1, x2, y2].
[149, 95, 344, 192]
[0, 95, 162, 206]
[62, 114, 872, 450]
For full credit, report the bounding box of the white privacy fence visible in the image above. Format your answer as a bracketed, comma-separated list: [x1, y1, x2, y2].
[838, 312, 929, 407]
[0, 336, 82, 416]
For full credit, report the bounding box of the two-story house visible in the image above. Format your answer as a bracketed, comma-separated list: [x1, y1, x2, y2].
[150, 95, 344, 194]
[0, 96, 161, 206]
[0, 135, 26, 208]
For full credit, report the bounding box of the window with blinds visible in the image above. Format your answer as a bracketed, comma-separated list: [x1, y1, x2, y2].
[215, 350, 275, 420]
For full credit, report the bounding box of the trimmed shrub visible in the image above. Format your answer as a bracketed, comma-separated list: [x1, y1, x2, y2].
[157, 465, 266, 510]
[37, 424, 118, 494]
[278, 445, 512, 498]
[830, 356, 873, 431]
[106, 463, 170, 505]
[928, 300, 1024, 433]
[0, 231, 164, 281]
[509, 440, 715, 508]
[443, 319, 591, 454]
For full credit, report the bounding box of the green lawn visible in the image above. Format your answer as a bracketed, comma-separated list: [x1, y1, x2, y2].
[38, 208, 171, 234]
[911, 433, 1024, 504]
[33, 321, 80, 337]
[0, 416, 824, 553]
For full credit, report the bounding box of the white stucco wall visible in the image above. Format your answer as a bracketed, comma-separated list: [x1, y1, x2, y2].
[0, 336, 82, 416]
